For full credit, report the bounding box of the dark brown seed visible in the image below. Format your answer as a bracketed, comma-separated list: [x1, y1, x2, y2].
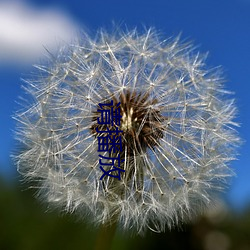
[91, 90, 165, 156]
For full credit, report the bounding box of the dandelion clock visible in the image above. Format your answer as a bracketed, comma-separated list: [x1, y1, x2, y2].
[14, 28, 240, 240]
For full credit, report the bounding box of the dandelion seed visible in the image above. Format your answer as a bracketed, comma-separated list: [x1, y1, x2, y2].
[14, 27, 240, 234]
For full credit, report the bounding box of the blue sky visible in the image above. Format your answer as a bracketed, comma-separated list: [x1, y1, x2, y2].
[1, 0, 249, 210]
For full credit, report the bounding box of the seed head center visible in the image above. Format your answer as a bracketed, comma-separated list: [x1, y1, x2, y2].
[91, 90, 164, 153]
[121, 107, 138, 131]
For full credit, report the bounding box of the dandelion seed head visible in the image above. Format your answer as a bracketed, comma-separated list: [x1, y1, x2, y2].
[14, 27, 240, 234]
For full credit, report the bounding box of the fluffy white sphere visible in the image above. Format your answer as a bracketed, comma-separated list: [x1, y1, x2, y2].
[14, 28, 240, 233]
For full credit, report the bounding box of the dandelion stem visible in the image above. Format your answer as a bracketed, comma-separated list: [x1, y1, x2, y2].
[94, 220, 118, 250]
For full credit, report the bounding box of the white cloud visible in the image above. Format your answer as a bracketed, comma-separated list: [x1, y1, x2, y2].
[0, 1, 78, 65]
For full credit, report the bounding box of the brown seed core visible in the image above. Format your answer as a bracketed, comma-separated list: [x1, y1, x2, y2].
[91, 90, 164, 156]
